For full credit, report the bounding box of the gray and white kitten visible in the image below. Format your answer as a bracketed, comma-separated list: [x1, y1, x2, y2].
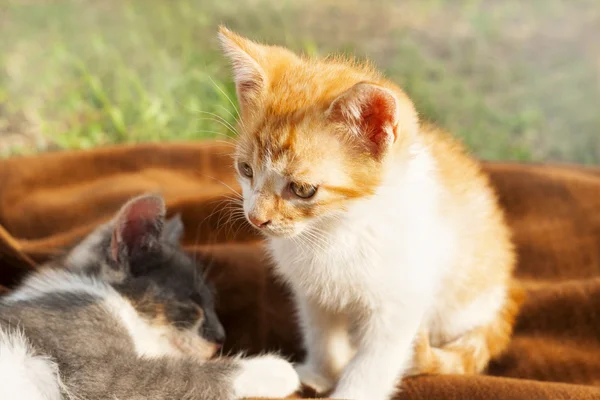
[0, 194, 299, 400]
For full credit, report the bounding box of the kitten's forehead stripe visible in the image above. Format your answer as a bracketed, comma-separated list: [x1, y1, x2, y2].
[270, 124, 296, 163]
[250, 117, 299, 175]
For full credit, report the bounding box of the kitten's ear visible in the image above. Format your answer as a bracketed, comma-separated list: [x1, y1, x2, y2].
[110, 194, 166, 265]
[218, 26, 267, 117]
[162, 213, 184, 245]
[327, 82, 399, 160]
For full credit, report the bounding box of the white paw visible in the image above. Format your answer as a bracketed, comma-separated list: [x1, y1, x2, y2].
[330, 389, 361, 400]
[233, 354, 300, 399]
[294, 363, 335, 394]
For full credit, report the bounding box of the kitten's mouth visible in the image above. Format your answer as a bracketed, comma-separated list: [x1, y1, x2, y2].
[251, 225, 298, 239]
[269, 231, 304, 240]
[244, 214, 303, 238]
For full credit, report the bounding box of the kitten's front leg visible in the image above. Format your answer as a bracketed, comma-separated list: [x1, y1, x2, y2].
[295, 295, 355, 394]
[331, 306, 424, 400]
[66, 353, 300, 400]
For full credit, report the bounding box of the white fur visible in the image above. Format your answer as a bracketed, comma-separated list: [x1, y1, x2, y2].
[101, 294, 184, 358]
[427, 285, 507, 346]
[233, 354, 301, 399]
[4, 268, 115, 303]
[0, 327, 62, 400]
[294, 299, 354, 393]
[242, 142, 504, 400]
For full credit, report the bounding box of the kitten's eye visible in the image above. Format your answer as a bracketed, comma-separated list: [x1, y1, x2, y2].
[290, 182, 318, 199]
[237, 162, 253, 178]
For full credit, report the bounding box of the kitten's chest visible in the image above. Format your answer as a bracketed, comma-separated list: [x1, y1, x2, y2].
[269, 229, 388, 309]
[268, 205, 452, 311]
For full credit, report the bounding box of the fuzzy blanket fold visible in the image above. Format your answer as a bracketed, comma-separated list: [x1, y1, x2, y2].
[1, 142, 600, 399]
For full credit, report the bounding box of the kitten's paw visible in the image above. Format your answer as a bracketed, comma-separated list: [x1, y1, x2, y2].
[330, 388, 364, 400]
[294, 363, 335, 394]
[233, 354, 300, 399]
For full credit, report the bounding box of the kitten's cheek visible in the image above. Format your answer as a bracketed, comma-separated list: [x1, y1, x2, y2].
[241, 200, 253, 217]
[296, 219, 309, 231]
[286, 222, 307, 238]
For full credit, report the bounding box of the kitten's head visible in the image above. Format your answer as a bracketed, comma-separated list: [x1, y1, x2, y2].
[219, 27, 419, 238]
[65, 194, 225, 359]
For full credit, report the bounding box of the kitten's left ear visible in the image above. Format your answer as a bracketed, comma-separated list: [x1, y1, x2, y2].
[327, 82, 400, 160]
[218, 26, 267, 117]
[110, 194, 166, 265]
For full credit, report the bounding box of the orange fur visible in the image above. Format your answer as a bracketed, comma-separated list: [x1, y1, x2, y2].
[412, 283, 524, 375]
[219, 27, 520, 379]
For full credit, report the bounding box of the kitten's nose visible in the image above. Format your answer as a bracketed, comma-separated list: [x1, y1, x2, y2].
[248, 214, 271, 228]
[202, 325, 226, 349]
[214, 332, 226, 347]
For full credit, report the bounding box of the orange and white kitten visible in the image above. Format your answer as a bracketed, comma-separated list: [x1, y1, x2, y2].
[219, 27, 521, 400]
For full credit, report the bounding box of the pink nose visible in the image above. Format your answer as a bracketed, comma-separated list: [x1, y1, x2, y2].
[248, 215, 271, 228]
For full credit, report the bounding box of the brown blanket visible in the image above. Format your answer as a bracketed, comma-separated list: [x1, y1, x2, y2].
[1, 142, 600, 399]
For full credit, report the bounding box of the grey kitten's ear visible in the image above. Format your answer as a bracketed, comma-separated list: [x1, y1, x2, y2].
[110, 194, 166, 264]
[162, 213, 184, 245]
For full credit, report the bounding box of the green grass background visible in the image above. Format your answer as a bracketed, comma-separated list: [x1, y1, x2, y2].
[1, 0, 599, 163]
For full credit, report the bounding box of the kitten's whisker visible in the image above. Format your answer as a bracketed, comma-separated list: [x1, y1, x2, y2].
[216, 104, 239, 125]
[229, 214, 250, 239]
[222, 206, 244, 215]
[300, 229, 329, 253]
[201, 200, 235, 227]
[209, 206, 238, 234]
[212, 205, 237, 239]
[176, 99, 239, 134]
[214, 206, 234, 233]
[218, 206, 244, 215]
[304, 236, 327, 254]
[195, 117, 238, 136]
[208, 76, 242, 121]
[220, 194, 243, 203]
[211, 140, 237, 149]
[196, 173, 242, 198]
[195, 197, 243, 260]
[210, 197, 245, 239]
[305, 226, 329, 240]
[309, 234, 329, 254]
[194, 111, 239, 135]
[297, 231, 325, 253]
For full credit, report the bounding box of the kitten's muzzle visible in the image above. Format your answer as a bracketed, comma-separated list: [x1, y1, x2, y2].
[248, 214, 271, 229]
[201, 319, 226, 347]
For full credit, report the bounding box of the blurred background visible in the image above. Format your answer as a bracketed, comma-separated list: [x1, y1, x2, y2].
[1, 0, 598, 163]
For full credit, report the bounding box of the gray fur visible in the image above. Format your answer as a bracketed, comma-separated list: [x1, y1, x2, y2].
[163, 213, 185, 245]
[0, 196, 241, 400]
[0, 292, 238, 399]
